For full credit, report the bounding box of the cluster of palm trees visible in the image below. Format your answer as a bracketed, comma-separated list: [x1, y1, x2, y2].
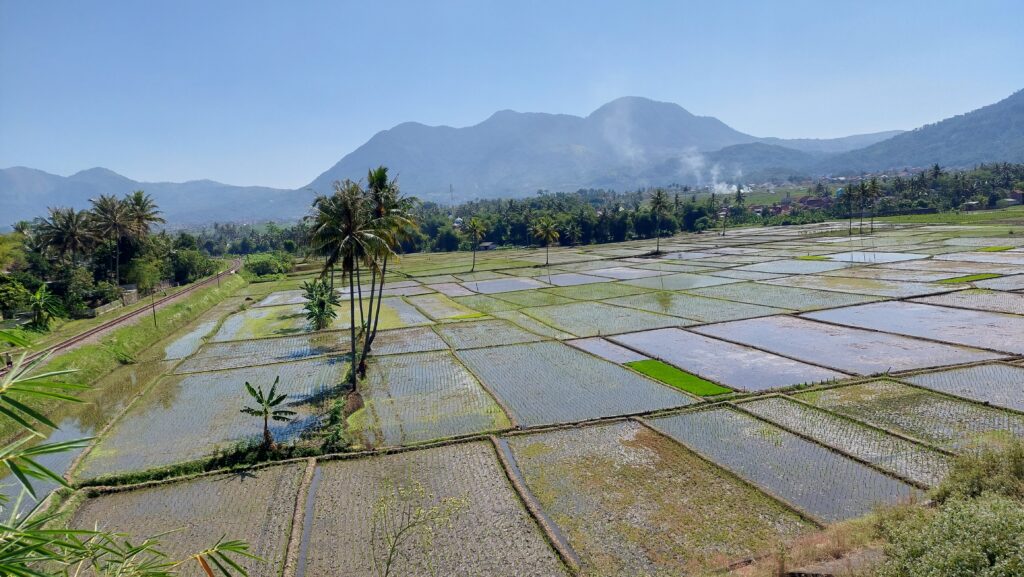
[840, 178, 883, 234]
[307, 166, 416, 390]
[25, 190, 165, 281]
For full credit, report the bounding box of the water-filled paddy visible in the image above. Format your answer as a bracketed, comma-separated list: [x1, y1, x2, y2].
[79, 357, 346, 478]
[695, 315, 1000, 374]
[903, 363, 1024, 412]
[506, 422, 813, 576]
[522, 301, 685, 337]
[806, 301, 1024, 354]
[740, 396, 951, 487]
[649, 408, 915, 522]
[456, 341, 692, 426]
[612, 327, 844, 391]
[303, 442, 568, 577]
[349, 351, 510, 447]
[796, 380, 1024, 450]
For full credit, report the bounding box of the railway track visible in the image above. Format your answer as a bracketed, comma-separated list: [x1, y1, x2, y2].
[2, 258, 242, 374]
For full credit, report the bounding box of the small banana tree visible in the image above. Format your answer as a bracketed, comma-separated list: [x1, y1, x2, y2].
[240, 376, 296, 450]
[301, 279, 338, 331]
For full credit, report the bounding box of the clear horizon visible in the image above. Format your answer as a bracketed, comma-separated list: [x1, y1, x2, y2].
[2, 0, 1023, 189]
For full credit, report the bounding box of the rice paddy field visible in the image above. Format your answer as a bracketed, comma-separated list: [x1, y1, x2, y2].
[49, 221, 1024, 574]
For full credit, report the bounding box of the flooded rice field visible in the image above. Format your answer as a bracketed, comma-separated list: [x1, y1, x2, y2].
[41, 222, 1024, 571]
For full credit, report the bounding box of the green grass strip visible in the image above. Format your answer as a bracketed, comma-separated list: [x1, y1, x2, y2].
[937, 273, 1002, 284]
[795, 255, 829, 261]
[624, 360, 731, 396]
[978, 246, 1014, 252]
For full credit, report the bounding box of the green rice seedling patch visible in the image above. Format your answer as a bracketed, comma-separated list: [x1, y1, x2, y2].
[303, 442, 569, 576]
[624, 360, 731, 396]
[979, 246, 1014, 252]
[541, 281, 653, 300]
[78, 357, 347, 478]
[349, 351, 510, 447]
[69, 463, 303, 577]
[506, 421, 813, 576]
[795, 255, 829, 261]
[435, 318, 546, 349]
[795, 380, 1024, 450]
[649, 408, 915, 522]
[740, 396, 951, 487]
[522, 301, 685, 337]
[456, 341, 691, 426]
[406, 293, 485, 321]
[936, 272, 1002, 283]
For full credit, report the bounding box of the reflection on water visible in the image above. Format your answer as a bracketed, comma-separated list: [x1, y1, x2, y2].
[0, 359, 172, 515]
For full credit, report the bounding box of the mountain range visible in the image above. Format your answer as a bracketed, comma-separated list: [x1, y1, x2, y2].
[4, 89, 1024, 226]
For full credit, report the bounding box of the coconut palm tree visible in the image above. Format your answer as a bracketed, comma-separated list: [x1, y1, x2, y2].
[125, 190, 165, 237]
[240, 376, 295, 451]
[356, 168, 417, 374]
[34, 207, 93, 265]
[89, 194, 132, 283]
[649, 188, 670, 253]
[309, 180, 390, 389]
[463, 218, 487, 272]
[530, 217, 560, 266]
[868, 177, 881, 233]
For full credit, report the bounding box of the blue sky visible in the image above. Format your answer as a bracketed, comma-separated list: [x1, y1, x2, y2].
[2, 0, 1022, 188]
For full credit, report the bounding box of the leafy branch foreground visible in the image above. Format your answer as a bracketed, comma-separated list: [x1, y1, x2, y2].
[0, 329, 258, 577]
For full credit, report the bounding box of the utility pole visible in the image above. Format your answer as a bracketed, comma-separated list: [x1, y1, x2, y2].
[151, 289, 157, 328]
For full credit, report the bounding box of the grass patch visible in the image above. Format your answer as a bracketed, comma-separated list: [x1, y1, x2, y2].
[624, 360, 731, 396]
[795, 255, 829, 261]
[978, 245, 1014, 252]
[937, 273, 1002, 284]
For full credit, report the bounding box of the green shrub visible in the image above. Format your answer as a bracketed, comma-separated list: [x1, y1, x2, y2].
[932, 440, 1024, 503]
[876, 494, 1024, 577]
[242, 251, 293, 279]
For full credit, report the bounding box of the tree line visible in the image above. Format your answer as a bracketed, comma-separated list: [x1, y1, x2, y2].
[1, 192, 216, 326]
